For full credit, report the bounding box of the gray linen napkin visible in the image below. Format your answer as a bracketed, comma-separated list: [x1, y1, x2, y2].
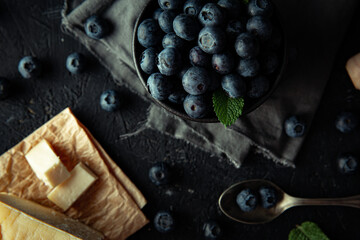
[61, 0, 358, 168]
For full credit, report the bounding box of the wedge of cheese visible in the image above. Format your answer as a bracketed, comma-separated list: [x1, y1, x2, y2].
[48, 162, 98, 211]
[25, 139, 71, 187]
[0, 193, 104, 240]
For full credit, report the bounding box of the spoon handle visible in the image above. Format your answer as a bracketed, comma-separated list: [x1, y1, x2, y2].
[291, 195, 360, 208]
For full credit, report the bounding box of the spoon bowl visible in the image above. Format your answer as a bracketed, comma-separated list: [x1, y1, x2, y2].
[219, 179, 360, 224]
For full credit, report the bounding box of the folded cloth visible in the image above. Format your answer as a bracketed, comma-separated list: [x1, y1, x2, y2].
[61, 0, 358, 168]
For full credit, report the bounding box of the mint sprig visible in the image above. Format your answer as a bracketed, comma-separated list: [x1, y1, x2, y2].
[243, 0, 249, 4]
[213, 89, 245, 127]
[289, 221, 330, 240]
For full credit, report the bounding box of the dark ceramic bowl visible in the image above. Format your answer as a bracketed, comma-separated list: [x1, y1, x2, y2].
[132, 1, 287, 123]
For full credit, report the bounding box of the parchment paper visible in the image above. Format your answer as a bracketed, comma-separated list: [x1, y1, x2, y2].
[0, 107, 148, 240]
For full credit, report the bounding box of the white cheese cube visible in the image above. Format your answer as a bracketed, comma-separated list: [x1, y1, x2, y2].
[25, 139, 71, 188]
[47, 162, 98, 211]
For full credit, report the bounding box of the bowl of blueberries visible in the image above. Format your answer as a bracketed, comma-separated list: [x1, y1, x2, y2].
[133, 0, 287, 123]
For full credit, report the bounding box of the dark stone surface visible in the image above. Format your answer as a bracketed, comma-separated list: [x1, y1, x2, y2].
[0, 0, 359, 239]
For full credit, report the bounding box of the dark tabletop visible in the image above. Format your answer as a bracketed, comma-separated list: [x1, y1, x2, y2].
[1, 0, 360, 239]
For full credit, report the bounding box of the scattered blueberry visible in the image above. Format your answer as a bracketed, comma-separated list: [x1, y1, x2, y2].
[248, 0, 273, 17]
[189, 46, 211, 67]
[84, 15, 110, 40]
[149, 162, 170, 185]
[154, 211, 175, 233]
[169, 90, 188, 104]
[198, 3, 224, 27]
[157, 47, 182, 76]
[237, 58, 260, 78]
[284, 116, 306, 138]
[259, 186, 277, 209]
[217, 0, 244, 19]
[18, 56, 42, 79]
[99, 89, 121, 112]
[137, 18, 162, 48]
[153, 8, 163, 20]
[235, 32, 259, 59]
[236, 188, 258, 212]
[182, 67, 210, 95]
[246, 16, 273, 41]
[184, 0, 204, 16]
[198, 27, 226, 54]
[335, 112, 359, 133]
[140, 48, 158, 74]
[337, 153, 358, 175]
[203, 220, 222, 239]
[212, 51, 235, 75]
[261, 51, 279, 75]
[173, 14, 201, 41]
[226, 19, 245, 40]
[221, 73, 247, 98]
[0, 78, 10, 100]
[183, 94, 210, 119]
[162, 32, 185, 49]
[159, 10, 177, 33]
[158, 0, 182, 10]
[247, 75, 270, 98]
[147, 73, 173, 100]
[66, 52, 86, 74]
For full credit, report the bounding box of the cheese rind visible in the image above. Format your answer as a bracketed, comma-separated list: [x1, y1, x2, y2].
[48, 162, 98, 211]
[0, 193, 104, 240]
[25, 139, 71, 187]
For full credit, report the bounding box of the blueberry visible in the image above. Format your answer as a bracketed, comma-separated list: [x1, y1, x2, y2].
[0, 77, 10, 100]
[168, 90, 187, 104]
[189, 46, 211, 67]
[236, 188, 258, 212]
[235, 32, 259, 59]
[221, 73, 246, 98]
[284, 116, 306, 138]
[147, 73, 173, 100]
[337, 153, 358, 175]
[66, 52, 86, 74]
[153, 8, 163, 21]
[184, 0, 204, 16]
[140, 48, 158, 74]
[203, 220, 222, 239]
[226, 19, 245, 40]
[237, 58, 260, 78]
[198, 27, 226, 54]
[159, 10, 177, 33]
[162, 32, 185, 48]
[84, 15, 110, 40]
[217, 0, 244, 19]
[157, 47, 182, 76]
[149, 162, 170, 185]
[173, 14, 201, 41]
[247, 75, 270, 98]
[154, 211, 175, 233]
[335, 112, 359, 133]
[158, 0, 182, 10]
[99, 89, 121, 112]
[212, 51, 235, 75]
[18, 56, 42, 79]
[261, 51, 279, 75]
[247, 16, 273, 41]
[259, 186, 277, 209]
[183, 94, 210, 119]
[198, 3, 224, 27]
[178, 65, 191, 80]
[248, 0, 273, 17]
[137, 18, 162, 48]
[182, 67, 210, 95]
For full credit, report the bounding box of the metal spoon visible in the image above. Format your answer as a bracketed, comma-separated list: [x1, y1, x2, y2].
[218, 179, 360, 224]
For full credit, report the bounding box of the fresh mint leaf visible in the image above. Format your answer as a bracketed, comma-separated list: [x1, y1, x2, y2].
[243, 0, 249, 4]
[289, 221, 330, 240]
[213, 89, 244, 127]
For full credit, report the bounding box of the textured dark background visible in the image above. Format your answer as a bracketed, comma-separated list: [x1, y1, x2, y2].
[0, 0, 360, 239]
